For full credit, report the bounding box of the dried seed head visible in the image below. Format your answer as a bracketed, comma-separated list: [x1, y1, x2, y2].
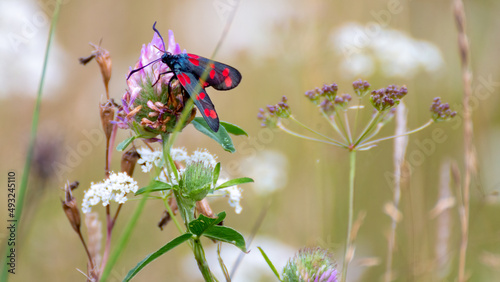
[100, 101, 115, 140]
[79, 42, 112, 97]
[61, 181, 81, 233]
[121, 147, 140, 176]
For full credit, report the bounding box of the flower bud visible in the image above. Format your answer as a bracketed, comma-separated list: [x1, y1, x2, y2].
[430, 97, 457, 122]
[180, 161, 213, 202]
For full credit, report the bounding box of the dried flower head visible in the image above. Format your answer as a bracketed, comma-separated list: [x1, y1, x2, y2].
[370, 85, 407, 112]
[121, 147, 140, 176]
[79, 42, 112, 97]
[100, 100, 115, 140]
[61, 181, 81, 233]
[430, 97, 457, 122]
[82, 172, 139, 213]
[282, 247, 338, 282]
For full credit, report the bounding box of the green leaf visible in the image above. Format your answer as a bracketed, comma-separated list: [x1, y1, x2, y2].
[220, 121, 248, 136]
[123, 233, 193, 281]
[192, 117, 235, 153]
[117, 136, 137, 151]
[203, 225, 246, 252]
[188, 212, 226, 236]
[135, 181, 172, 195]
[257, 246, 281, 281]
[215, 177, 254, 190]
[212, 162, 221, 188]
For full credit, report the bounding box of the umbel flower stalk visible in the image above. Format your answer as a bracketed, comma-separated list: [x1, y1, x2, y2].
[258, 80, 456, 281]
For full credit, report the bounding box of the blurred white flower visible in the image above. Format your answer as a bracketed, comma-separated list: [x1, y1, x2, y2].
[241, 150, 288, 196]
[188, 148, 218, 167]
[213, 178, 243, 214]
[181, 236, 296, 282]
[171, 147, 189, 163]
[82, 172, 139, 213]
[137, 147, 163, 173]
[330, 22, 444, 78]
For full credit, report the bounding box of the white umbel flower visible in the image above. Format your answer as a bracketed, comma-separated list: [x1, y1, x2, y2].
[137, 147, 163, 173]
[82, 172, 139, 213]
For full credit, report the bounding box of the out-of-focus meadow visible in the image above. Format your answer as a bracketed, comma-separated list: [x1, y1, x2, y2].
[1, 0, 500, 281]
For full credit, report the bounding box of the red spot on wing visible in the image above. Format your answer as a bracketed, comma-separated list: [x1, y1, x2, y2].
[188, 58, 199, 66]
[188, 54, 199, 59]
[197, 92, 206, 100]
[210, 63, 215, 69]
[203, 109, 217, 119]
[210, 69, 216, 79]
[178, 73, 187, 86]
[222, 68, 229, 77]
[224, 76, 232, 88]
[209, 110, 217, 118]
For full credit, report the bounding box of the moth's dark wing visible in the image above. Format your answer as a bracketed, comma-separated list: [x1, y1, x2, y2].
[185, 54, 242, 91]
[176, 71, 220, 132]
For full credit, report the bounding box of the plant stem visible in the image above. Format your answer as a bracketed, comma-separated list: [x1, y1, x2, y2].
[0, 1, 62, 280]
[320, 109, 348, 143]
[193, 239, 216, 282]
[290, 115, 339, 143]
[357, 120, 433, 149]
[341, 150, 356, 282]
[335, 110, 351, 143]
[353, 111, 381, 147]
[163, 196, 184, 234]
[277, 121, 347, 148]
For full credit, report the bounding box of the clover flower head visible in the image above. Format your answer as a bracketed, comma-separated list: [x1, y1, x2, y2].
[430, 97, 457, 122]
[82, 172, 139, 213]
[116, 29, 196, 137]
[282, 248, 338, 282]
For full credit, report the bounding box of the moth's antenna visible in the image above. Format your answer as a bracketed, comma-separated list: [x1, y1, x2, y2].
[153, 45, 165, 54]
[152, 21, 166, 52]
[126, 58, 161, 80]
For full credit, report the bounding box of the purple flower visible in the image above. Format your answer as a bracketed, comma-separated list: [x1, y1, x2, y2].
[116, 30, 195, 136]
[430, 97, 457, 122]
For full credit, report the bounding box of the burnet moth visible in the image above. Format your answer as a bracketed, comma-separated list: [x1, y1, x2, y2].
[127, 22, 242, 132]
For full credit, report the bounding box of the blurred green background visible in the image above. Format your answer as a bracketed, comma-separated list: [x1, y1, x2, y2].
[1, 0, 500, 281]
